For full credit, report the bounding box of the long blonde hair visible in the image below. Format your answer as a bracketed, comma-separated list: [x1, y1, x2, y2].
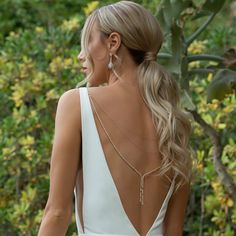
[77, 1, 192, 189]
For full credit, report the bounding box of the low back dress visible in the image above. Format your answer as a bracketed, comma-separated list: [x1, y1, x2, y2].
[74, 87, 176, 236]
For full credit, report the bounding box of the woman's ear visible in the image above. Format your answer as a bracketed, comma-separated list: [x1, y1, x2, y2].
[107, 32, 121, 54]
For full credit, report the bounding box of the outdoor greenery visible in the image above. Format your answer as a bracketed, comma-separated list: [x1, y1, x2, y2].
[0, 0, 235, 235]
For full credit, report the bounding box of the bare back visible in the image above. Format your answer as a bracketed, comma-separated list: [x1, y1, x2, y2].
[77, 84, 173, 235]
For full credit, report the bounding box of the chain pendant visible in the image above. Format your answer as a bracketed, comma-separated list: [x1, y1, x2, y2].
[139, 176, 145, 205]
[89, 94, 161, 207]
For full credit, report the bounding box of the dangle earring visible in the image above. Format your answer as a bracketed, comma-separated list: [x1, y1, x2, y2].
[108, 53, 114, 70]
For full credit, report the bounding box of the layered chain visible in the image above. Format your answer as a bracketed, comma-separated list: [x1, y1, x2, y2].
[89, 95, 160, 205]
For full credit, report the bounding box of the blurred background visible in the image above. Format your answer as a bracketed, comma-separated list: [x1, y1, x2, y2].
[0, 0, 236, 235]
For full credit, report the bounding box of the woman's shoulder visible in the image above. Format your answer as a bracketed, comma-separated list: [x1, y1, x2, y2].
[56, 88, 82, 127]
[58, 86, 111, 107]
[58, 88, 81, 110]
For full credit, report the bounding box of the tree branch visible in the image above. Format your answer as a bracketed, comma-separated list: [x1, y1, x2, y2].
[190, 110, 236, 201]
[188, 54, 224, 63]
[189, 68, 215, 76]
[186, 13, 216, 46]
[157, 53, 224, 64]
[157, 52, 172, 60]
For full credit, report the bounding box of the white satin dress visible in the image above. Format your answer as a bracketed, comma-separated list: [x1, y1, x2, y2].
[74, 87, 176, 236]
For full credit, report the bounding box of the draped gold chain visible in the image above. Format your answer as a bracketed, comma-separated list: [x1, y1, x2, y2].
[89, 95, 160, 205]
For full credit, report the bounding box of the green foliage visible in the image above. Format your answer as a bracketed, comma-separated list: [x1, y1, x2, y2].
[207, 69, 236, 102]
[0, 0, 86, 38]
[156, 0, 236, 235]
[0, 0, 236, 235]
[0, 1, 86, 234]
[189, 83, 236, 234]
[201, 0, 226, 13]
[157, 0, 236, 98]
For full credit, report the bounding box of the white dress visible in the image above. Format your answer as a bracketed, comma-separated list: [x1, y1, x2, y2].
[74, 87, 176, 236]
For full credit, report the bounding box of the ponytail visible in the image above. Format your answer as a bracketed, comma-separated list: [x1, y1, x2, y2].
[79, 0, 193, 190]
[137, 60, 192, 190]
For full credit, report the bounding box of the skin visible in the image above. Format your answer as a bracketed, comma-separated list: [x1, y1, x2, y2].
[38, 22, 190, 236]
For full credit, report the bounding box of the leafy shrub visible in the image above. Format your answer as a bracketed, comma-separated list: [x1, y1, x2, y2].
[0, 0, 236, 235]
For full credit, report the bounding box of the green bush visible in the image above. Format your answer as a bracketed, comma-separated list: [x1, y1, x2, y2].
[0, 1, 85, 235]
[0, 0, 236, 235]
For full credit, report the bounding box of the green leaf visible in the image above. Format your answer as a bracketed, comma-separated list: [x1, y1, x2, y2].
[191, 11, 211, 21]
[157, 0, 172, 31]
[157, 0, 191, 31]
[170, 0, 191, 19]
[207, 69, 236, 102]
[202, 0, 226, 14]
[180, 89, 196, 110]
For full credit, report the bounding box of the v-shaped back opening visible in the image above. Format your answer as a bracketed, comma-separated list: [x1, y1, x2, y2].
[79, 87, 176, 235]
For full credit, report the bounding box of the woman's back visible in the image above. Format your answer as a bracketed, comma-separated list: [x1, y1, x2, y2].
[75, 84, 175, 235]
[38, 2, 191, 235]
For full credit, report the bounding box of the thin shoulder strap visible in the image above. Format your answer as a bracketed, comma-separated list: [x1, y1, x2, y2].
[74, 87, 87, 234]
[79, 87, 87, 121]
[79, 87, 94, 131]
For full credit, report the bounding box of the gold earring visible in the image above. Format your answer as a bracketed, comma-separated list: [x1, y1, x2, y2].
[108, 53, 113, 70]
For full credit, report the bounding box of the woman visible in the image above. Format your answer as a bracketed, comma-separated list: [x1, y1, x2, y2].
[38, 1, 192, 236]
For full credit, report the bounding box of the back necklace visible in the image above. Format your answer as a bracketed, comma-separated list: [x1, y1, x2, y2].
[89, 95, 161, 205]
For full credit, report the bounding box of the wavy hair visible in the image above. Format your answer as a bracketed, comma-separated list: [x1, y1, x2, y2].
[77, 1, 192, 190]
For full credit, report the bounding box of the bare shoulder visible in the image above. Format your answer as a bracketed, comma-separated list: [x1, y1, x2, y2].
[56, 88, 81, 127]
[59, 88, 80, 103]
[58, 88, 81, 109]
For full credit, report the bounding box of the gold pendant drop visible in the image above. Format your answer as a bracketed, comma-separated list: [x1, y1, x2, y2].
[139, 176, 145, 205]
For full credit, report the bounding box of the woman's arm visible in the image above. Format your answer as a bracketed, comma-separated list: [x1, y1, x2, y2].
[38, 89, 81, 236]
[163, 180, 191, 236]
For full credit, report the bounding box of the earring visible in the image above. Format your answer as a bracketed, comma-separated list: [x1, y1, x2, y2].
[108, 53, 113, 70]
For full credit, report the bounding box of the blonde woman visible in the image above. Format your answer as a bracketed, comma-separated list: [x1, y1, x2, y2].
[38, 1, 192, 236]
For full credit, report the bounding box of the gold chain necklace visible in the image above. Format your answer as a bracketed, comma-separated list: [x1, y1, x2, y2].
[89, 95, 161, 205]
[89, 96, 160, 155]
